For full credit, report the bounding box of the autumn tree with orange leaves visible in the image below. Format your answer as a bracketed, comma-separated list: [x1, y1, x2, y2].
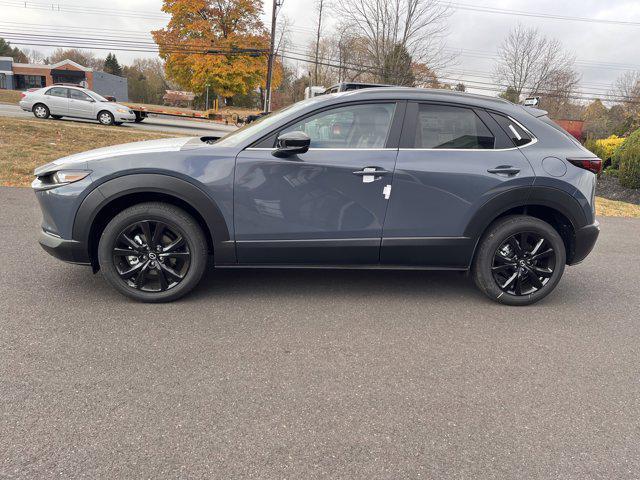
[152, 0, 280, 102]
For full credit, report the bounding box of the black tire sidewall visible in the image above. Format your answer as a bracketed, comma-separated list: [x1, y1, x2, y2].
[473, 216, 566, 306]
[98, 203, 208, 302]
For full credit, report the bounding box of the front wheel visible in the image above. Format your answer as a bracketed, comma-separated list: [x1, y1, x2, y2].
[97, 110, 115, 126]
[98, 202, 208, 302]
[472, 216, 566, 306]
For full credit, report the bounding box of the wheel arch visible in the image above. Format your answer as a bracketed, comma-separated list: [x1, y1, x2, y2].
[465, 186, 588, 265]
[74, 174, 234, 270]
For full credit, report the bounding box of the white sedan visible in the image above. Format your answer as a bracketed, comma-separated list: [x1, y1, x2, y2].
[19, 85, 136, 126]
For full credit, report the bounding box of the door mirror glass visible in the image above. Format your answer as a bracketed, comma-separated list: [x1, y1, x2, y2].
[273, 131, 311, 158]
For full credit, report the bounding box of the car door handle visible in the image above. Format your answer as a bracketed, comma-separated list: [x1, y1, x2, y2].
[353, 167, 390, 183]
[487, 166, 520, 175]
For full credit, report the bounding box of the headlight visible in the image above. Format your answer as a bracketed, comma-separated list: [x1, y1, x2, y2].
[116, 108, 129, 113]
[52, 170, 92, 184]
[32, 170, 91, 191]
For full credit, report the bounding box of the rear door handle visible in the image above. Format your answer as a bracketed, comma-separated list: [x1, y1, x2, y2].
[353, 167, 390, 183]
[487, 165, 520, 176]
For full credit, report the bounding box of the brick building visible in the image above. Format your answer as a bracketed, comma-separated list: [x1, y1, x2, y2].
[0, 57, 128, 101]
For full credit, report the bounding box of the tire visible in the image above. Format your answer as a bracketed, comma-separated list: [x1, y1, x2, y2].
[33, 103, 50, 119]
[472, 215, 566, 306]
[98, 202, 208, 303]
[97, 110, 115, 126]
[51, 115, 63, 120]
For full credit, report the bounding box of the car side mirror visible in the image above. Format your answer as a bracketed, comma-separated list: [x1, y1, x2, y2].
[273, 131, 310, 158]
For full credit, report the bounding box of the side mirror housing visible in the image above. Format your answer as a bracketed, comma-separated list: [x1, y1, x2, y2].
[273, 131, 310, 158]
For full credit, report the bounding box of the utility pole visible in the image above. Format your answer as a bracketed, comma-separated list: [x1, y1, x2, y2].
[314, 0, 324, 86]
[263, 0, 279, 113]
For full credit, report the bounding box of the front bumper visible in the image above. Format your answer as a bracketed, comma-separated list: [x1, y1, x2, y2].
[39, 229, 90, 265]
[114, 112, 136, 123]
[569, 221, 600, 265]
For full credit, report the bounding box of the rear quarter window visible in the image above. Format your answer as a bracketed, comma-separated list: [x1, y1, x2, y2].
[490, 113, 533, 147]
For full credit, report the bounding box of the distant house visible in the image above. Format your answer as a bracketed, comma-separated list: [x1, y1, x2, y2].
[163, 90, 195, 108]
[0, 57, 129, 102]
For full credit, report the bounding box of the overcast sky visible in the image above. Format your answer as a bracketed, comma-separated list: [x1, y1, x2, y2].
[2, 0, 639, 98]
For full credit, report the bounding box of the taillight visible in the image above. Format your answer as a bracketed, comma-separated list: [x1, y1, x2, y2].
[567, 157, 602, 175]
[20, 92, 26, 99]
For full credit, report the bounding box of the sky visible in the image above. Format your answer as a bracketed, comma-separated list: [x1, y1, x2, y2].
[1, 0, 639, 99]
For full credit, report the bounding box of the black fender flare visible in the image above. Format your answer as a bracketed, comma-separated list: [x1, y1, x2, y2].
[463, 185, 588, 266]
[73, 173, 235, 264]
[464, 186, 588, 240]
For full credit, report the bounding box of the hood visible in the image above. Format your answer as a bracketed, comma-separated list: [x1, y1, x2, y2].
[34, 137, 198, 176]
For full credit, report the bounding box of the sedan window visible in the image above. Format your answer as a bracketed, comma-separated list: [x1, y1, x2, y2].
[415, 104, 495, 149]
[45, 87, 68, 98]
[280, 103, 396, 149]
[69, 89, 92, 102]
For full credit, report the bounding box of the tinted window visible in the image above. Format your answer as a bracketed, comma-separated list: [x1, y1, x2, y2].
[490, 113, 533, 147]
[281, 103, 396, 148]
[45, 87, 68, 98]
[415, 104, 494, 149]
[69, 89, 92, 101]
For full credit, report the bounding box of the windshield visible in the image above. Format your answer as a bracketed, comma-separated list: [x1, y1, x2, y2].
[215, 96, 330, 148]
[87, 91, 109, 102]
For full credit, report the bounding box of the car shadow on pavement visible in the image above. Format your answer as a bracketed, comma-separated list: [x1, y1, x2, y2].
[187, 268, 482, 303]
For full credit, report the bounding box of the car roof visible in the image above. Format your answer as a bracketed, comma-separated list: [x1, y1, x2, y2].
[330, 86, 512, 107]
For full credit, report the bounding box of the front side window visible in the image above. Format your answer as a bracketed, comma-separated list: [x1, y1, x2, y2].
[280, 103, 396, 149]
[69, 89, 92, 101]
[415, 104, 495, 149]
[490, 113, 533, 147]
[45, 87, 68, 98]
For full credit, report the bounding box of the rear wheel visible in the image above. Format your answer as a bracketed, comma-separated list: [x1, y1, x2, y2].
[98, 110, 115, 126]
[98, 202, 208, 302]
[33, 104, 50, 119]
[472, 216, 566, 306]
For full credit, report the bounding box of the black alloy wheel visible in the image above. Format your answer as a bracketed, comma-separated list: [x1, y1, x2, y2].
[112, 220, 191, 292]
[472, 215, 566, 306]
[491, 231, 555, 296]
[98, 202, 208, 302]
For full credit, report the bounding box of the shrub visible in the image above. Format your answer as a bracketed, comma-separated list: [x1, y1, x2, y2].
[585, 135, 625, 167]
[617, 129, 640, 189]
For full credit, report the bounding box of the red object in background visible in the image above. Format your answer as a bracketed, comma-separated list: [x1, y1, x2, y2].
[554, 119, 584, 141]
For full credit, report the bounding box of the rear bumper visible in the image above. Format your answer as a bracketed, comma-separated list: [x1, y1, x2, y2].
[39, 229, 90, 265]
[569, 221, 600, 265]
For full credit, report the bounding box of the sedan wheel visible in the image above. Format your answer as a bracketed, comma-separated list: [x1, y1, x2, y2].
[98, 111, 115, 125]
[33, 104, 50, 119]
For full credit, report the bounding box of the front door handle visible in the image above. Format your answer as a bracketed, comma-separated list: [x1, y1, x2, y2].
[487, 165, 520, 176]
[353, 167, 390, 183]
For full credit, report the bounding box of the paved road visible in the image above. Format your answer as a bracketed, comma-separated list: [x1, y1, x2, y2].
[1, 186, 640, 479]
[0, 103, 237, 137]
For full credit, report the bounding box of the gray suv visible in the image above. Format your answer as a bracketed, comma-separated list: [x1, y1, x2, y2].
[32, 88, 601, 305]
[19, 85, 135, 125]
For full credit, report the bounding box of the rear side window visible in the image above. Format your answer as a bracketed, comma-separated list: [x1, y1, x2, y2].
[490, 113, 533, 147]
[45, 87, 68, 98]
[414, 104, 495, 149]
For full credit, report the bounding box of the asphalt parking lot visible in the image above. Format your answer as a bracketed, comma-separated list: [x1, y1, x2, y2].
[1, 186, 640, 479]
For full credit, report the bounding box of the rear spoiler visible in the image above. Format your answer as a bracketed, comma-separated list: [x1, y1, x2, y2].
[521, 106, 548, 118]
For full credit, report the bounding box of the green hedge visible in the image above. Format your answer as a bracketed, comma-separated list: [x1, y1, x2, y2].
[616, 129, 640, 189]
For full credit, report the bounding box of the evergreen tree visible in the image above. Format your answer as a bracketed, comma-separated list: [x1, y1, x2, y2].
[103, 53, 123, 76]
[0, 38, 28, 62]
